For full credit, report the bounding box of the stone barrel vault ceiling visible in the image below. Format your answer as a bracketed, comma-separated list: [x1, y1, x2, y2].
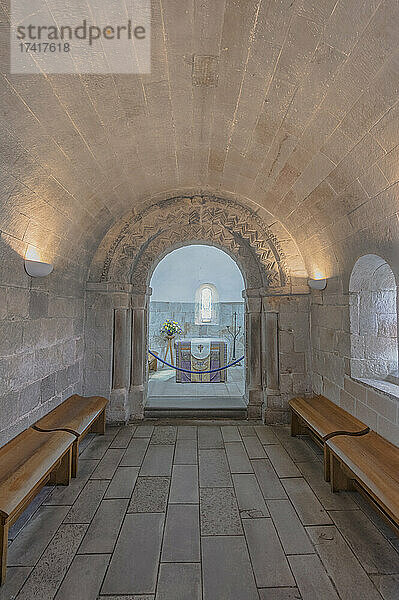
[0, 0, 399, 285]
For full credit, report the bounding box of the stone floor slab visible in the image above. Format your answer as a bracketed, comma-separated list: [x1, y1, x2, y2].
[98, 596, 154, 600]
[54, 554, 110, 600]
[91, 448, 125, 480]
[288, 554, 340, 600]
[370, 574, 399, 600]
[151, 426, 177, 445]
[282, 478, 332, 525]
[200, 488, 242, 535]
[225, 441, 253, 473]
[64, 480, 108, 524]
[254, 425, 279, 444]
[156, 563, 201, 600]
[199, 449, 232, 487]
[177, 425, 197, 439]
[79, 430, 118, 460]
[169, 465, 199, 503]
[110, 426, 137, 448]
[264, 444, 301, 477]
[120, 438, 150, 467]
[0, 567, 31, 600]
[16, 524, 88, 600]
[202, 536, 259, 600]
[9, 486, 54, 540]
[173, 439, 198, 464]
[221, 425, 241, 442]
[233, 473, 269, 518]
[252, 459, 287, 499]
[161, 504, 200, 562]
[296, 460, 358, 510]
[128, 477, 170, 513]
[8, 505, 69, 566]
[242, 435, 267, 459]
[238, 425, 256, 437]
[272, 427, 319, 462]
[140, 445, 174, 476]
[353, 492, 398, 541]
[134, 425, 155, 438]
[79, 499, 128, 554]
[307, 525, 383, 600]
[44, 459, 99, 506]
[104, 466, 140, 499]
[331, 510, 399, 574]
[198, 426, 223, 449]
[101, 513, 164, 596]
[243, 518, 295, 588]
[258, 588, 302, 600]
[267, 499, 314, 555]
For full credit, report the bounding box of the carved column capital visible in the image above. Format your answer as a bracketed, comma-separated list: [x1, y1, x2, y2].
[131, 287, 152, 310]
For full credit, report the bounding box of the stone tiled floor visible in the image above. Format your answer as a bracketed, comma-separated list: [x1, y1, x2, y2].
[2, 421, 399, 600]
[148, 367, 245, 398]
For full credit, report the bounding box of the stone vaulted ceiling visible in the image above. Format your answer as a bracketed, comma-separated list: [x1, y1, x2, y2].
[0, 0, 399, 287]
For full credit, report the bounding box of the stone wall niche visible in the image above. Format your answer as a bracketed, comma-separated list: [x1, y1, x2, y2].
[349, 254, 398, 381]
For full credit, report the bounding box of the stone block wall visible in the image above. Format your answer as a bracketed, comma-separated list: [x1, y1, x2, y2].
[310, 277, 399, 447]
[0, 240, 84, 448]
[265, 294, 312, 424]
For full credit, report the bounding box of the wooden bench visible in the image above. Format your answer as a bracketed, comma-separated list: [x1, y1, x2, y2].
[34, 394, 108, 478]
[289, 395, 369, 481]
[0, 428, 75, 585]
[327, 431, 399, 535]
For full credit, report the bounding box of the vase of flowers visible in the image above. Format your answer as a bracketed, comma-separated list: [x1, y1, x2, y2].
[160, 319, 182, 339]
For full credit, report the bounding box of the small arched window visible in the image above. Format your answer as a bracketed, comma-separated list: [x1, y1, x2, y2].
[195, 283, 219, 325]
[349, 254, 398, 381]
[200, 286, 213, 322]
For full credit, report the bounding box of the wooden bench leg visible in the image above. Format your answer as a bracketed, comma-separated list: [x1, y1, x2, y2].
[324, 445, 331, 482]
[330, 453, 353, 493]
[50, 448, 72, 486]
[0, 517, 9, 586]
[291, 412, 302, 437]
[90, 410, 106, 435]
[72, 440, 79, 478]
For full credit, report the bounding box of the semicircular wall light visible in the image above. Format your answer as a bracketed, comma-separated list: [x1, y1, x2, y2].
[308, 270, 327, 290]
[24, 245, 54, 278]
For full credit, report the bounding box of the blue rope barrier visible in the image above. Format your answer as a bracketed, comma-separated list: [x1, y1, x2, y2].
[149, 350, 244, 374]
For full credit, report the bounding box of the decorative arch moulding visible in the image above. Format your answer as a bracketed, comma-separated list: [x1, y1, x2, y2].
[92, 195, 308, 293]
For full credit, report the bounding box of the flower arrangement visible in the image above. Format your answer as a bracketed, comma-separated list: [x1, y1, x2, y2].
[160, 319, 182, 338]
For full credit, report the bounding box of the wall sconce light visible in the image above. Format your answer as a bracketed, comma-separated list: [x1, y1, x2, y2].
[308, 278, 327, 290]
[24, 246, 54, 278]
[308, 271, 327, 290]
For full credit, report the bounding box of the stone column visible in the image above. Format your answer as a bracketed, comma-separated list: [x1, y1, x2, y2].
[262, 294, 285, 424]
[129, 288, 151, 419]
[109, 308, 131, 423]
[243, 289, 263, 419]
[84, 282, 132, 425]
[264, 310, 279, 393]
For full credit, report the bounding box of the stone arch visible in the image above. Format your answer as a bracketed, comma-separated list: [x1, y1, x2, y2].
[92, 195, 291, 291]
[129, 224, 266, 292]
[85, 194, 306, 423]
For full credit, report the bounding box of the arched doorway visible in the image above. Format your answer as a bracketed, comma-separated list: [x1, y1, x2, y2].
[146, 245, 246, 416]
[85, 194, 309, 424]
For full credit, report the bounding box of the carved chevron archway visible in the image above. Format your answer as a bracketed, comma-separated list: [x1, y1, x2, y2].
[98, 195, 289, 290]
